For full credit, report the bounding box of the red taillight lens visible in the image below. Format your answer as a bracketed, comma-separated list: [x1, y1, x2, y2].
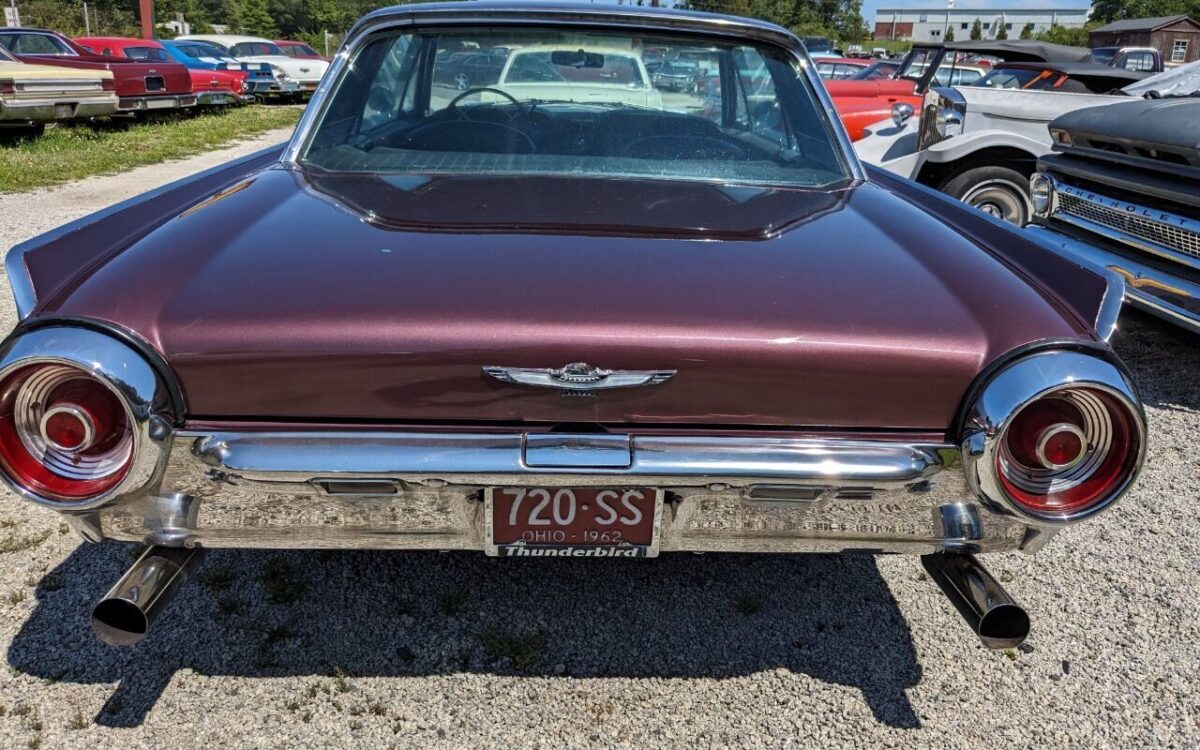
[0, 364, 133, 501]
[996, 388, 1139, 515]
[101, 78, 117, 91]
[0, 79, 15, 94]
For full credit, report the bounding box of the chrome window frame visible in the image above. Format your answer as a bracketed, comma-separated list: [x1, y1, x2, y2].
[280, 5, 865, 183]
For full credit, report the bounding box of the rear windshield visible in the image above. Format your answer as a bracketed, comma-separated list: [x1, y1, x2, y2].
[977, 67, 1057, 90]
[123, 46, 169, 62]
[176, 43, 226, 59]
[0, 32, 75, 56]
[282, 43, 319, 57]
[300, 27, 850, 189]
[230, 42, 284, 57]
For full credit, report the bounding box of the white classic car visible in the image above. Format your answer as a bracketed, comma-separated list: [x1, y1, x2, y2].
[176, 34, 329, 93]
[0, 43, 118, 136]
[493, 46, 663, 109]
[854, 50, 1173, 225]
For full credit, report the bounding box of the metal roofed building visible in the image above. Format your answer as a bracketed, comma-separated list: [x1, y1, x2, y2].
[874, 4, 1089, 42]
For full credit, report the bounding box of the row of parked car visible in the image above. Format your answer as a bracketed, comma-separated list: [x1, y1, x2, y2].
[0, 30, 331, 137]
[831, 39, 1199, 334]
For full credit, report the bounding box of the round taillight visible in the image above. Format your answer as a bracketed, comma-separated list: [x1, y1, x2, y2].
[996, 388, 1140, 516]
[0, 363, 134, 501]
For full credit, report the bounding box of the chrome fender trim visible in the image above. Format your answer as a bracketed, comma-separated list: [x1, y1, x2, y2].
[0, 327, 174, 510]
[960, 350, 1146, 526]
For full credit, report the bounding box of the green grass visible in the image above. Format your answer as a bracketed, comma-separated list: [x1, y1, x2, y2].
[0, 105, 302, 194]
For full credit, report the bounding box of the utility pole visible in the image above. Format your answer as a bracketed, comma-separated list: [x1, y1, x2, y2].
[139, 0, 154, 39]
[83, 2, 90, 34]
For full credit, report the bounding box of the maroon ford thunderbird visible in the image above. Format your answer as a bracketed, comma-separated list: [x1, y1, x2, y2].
[1, 3, 1145, 649]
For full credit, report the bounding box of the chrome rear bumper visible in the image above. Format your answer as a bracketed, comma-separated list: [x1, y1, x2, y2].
[67, 430, 1047, 555]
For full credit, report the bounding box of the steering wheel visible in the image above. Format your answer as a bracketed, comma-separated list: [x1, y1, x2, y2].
[446, 87, 528, 122]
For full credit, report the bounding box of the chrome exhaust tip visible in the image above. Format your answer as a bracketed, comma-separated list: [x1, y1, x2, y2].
[91, 546, 206, 646]
[921, 552, 1030, 650]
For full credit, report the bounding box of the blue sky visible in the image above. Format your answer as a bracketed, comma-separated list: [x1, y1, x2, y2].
[861, 0, 1093, 25]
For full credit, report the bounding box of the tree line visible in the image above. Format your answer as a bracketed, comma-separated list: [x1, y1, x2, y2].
[9, 0, 1199, 53]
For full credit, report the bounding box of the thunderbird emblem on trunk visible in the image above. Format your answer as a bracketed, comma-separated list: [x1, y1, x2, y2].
[483, 363, 675, 391]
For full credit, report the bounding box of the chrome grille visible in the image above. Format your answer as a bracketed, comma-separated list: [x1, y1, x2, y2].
[1054, 190, 1200, 263]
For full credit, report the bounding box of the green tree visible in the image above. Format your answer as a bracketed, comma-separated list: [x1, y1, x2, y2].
[239, 0, 276, 35]
[996, 21, 1009, 39]
[1020, 22, 1035, 39]
[944, 26, 954, 42]
[969, 18, 982, 40]
[1036, 23, 1092, 47]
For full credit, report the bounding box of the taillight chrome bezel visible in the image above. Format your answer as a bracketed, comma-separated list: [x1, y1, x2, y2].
[961, 350, 1146, 525]
[0, 327, 175, 511]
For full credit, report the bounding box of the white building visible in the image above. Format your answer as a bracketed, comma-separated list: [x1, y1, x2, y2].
[874, 5, 1090, 42]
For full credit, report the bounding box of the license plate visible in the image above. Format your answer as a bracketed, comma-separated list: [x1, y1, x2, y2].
[209, 95, 231, 104]
[145, 98, 176, 109]
[485, 487, 662, 558]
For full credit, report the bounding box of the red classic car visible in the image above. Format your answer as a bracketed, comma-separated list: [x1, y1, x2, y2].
[0, 28, 195, 112]
[76, 36, 251, 106]
[2, 3, 1146, 651]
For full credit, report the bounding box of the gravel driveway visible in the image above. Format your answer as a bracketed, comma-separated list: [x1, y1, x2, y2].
[0, 133, 1197, 749]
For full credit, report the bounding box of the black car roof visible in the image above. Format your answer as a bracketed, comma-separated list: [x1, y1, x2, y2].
[944, 39, 1092, 63]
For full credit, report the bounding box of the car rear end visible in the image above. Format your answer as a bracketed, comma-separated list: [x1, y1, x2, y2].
[109, 59, 196, 111]
[0, 66, 119, 124]
[0, 9, 1148, 650]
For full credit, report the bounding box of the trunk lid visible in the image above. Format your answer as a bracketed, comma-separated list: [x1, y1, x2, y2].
[37, 167, 1087, 430]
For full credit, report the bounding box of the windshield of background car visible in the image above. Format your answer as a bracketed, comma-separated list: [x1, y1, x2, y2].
[851, 61, 898, 79]
[230, 42, 285, 57]
[977, 66, 1059, 90]
[123, 46, 170, 61]
[282, 43, 320, 57]
[0, 44, 14, 62]
[1089, 48, 1116, 65]
[0, 32, 75, 56]
[301, 27, 851, 189]
[177, 42, 232, 60]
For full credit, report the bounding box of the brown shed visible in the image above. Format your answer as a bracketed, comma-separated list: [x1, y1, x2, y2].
[1089, 15, 1200, 65]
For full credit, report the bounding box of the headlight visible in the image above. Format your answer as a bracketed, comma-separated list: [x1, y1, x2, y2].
[891, 102, 914, 127]
[1029, 172, 1054, 217]
[935, 106, 963, 138]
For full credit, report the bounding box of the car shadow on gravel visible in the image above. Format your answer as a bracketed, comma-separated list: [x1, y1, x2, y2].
[1111, 310, 1200, 411]
[8, 544, 924, 729]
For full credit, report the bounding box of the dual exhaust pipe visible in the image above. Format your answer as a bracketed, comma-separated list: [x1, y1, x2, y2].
[921, 552, 1030, 650]
[91, 546, 1028, 650]
[91, 546, 206, 646]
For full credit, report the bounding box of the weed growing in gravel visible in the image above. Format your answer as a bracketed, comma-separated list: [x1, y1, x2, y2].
[6, 590, 27, 605]
[476, 628, 546, 669]
[438, 587, 470, 616]
[40, 575, 64, 593]
[369, 701, 388, 717]
[333, 666, 354, 693]
[0, 518, 15, 528]
[198, 566, 236, 592]
[733, 592, 764, 615]
[67, 707, 87, 730]
[0, 530, 52, 554]
[262, 559, 305, 604]
[301, 710, 313, 723]
[0, 705, 7, 716]
[284, 699, 301, 713]
[58, 523, 69, 536]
